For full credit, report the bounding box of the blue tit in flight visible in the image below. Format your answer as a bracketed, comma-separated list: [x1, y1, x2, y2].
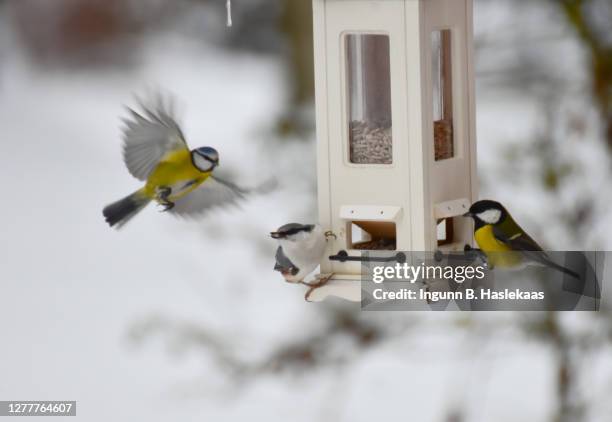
[463, 200, 578, 278]
[270, 223, 329, 284]
[103, 96, 254, 228]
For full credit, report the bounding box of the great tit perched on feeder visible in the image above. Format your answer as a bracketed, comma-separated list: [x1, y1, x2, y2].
[103, 95, 261, 228]
[463, 200, 578, 278]
[271, 223, 334, 285]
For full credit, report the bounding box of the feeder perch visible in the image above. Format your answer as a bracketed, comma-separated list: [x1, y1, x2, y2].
[310, 0, 478, 301]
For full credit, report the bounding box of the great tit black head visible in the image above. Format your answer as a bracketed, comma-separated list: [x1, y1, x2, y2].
[270, 223, 315, 239]
[192, 146, 219, 172]
[463, 200, 507, 225]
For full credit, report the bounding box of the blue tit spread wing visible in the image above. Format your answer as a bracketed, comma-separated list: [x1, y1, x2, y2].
[169, 173, 277, 217]
[168, 175, 249, 216]
[492, 226, 579, 278]
[275, 246, 298, 275]
[121, 95, 188, 181]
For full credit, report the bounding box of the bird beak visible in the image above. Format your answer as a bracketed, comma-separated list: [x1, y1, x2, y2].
[463, 212, 473, 218]
[270, 232, 282, 239]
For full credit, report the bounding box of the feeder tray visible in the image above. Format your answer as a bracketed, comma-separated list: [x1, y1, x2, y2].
[352, 239, 396, 250]
[351, 220, 397, 250]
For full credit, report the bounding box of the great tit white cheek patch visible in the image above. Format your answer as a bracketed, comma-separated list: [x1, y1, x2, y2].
[477, 209, 502, 224]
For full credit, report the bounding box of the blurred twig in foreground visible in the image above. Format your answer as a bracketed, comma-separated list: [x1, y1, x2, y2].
[128, 307, 394, 380]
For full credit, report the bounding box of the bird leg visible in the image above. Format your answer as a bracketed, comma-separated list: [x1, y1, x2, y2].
[303, 273, 335, 302]
[300, 273, 334, 288]
[464, 244, 489, 268]
[155, 186, 175, 212]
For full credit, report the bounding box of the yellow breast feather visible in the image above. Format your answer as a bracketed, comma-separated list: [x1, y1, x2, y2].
[144, 149, 209, 200]
[475, 225, 522, 268]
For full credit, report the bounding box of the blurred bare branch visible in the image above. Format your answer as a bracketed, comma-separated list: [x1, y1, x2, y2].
[129, 307, 402, 382]
[560, 0, 612, 150]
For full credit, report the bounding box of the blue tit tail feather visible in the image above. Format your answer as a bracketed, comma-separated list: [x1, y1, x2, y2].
[103, 189, 150, 228]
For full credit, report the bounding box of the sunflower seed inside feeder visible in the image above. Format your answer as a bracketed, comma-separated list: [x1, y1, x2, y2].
[349, 120, 392, 164]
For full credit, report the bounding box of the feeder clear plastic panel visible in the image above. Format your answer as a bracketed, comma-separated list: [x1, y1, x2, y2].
[346, 34, 392, 164]
[432, 30, 454, 161]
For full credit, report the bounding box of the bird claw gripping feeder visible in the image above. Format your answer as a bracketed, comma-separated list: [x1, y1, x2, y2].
[309, 0, 478, 301]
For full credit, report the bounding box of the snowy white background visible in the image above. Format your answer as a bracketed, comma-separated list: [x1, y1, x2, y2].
[0, 1, 611, 421]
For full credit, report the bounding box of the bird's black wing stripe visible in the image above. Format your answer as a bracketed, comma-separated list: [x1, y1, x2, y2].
[492, 227, 579, 279]
[492, 226, 551, 265]
[492, 225, 543, 251]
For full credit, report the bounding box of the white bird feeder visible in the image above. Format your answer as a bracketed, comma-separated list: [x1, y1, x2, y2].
[310, 0, 478, 301]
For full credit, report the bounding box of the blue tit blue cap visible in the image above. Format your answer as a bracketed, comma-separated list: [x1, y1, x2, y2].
[195, 146, 219, 163]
